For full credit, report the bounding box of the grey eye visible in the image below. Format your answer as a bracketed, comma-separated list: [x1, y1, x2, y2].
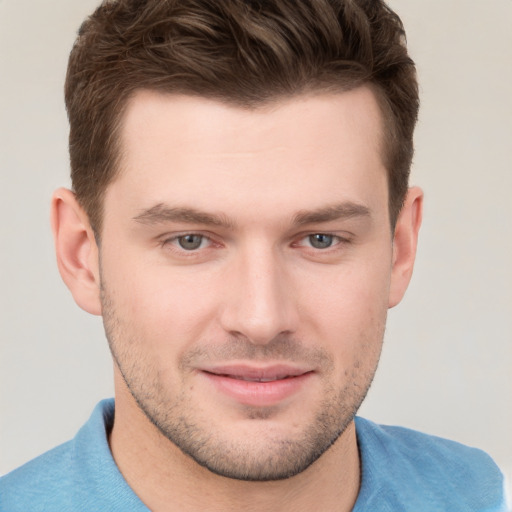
[178, 234, 204, 250]
[309, 234, 334, 249]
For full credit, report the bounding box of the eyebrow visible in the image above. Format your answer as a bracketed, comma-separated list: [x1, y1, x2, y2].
[133, 204, 235, 229]
[292, 202, 371, 226]
[133, 201, 371, 229]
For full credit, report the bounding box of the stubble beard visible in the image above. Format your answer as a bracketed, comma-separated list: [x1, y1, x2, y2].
[101, 285, 383, 482]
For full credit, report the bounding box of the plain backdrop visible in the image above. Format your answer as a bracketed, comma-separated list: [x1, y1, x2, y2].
[1, 0, 511, 489]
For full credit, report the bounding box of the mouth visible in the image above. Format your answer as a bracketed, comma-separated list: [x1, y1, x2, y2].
[198, 364, 314, 407]
[209, 374, 297, 382]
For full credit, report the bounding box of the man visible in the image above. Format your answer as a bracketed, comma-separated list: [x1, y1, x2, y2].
[0, 0, 507, 510]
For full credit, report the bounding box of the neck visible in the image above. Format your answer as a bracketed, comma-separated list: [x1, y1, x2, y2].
[109, 384, 361, 512]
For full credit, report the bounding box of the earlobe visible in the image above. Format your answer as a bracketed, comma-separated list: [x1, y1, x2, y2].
[388, 186, 423, 308]
[51, 188, 102, 316]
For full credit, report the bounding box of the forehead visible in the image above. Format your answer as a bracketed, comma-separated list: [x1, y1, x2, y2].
[120, 87, 385, 156]
[110, 88, 388, 223]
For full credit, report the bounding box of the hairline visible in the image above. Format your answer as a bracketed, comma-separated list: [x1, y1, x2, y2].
[87, 82, 398, 240]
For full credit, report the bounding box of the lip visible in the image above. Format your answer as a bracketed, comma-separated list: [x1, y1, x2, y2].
[199, 364, 314, 407]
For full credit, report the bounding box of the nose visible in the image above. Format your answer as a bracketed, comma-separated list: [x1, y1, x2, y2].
[219, 245, 298, 345]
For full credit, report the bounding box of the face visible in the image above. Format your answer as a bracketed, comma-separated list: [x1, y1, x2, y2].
[99, 88, 394, 481]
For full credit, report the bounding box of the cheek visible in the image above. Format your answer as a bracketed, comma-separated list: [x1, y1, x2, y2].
[298, 258, 390, 363]
[103, 254, 221, 343]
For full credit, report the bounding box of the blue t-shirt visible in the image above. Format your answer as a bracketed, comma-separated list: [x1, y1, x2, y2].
[0, 399, 507, 511]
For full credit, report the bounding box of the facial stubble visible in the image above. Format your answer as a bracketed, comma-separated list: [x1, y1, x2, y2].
[100, 281, 383, 481]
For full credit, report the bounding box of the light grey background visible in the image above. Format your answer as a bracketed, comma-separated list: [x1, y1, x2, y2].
[1, 0, 511, 491]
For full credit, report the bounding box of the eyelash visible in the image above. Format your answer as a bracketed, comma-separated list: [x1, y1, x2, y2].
[159, 232, 351, 256]
[295, 233, 348, 250]
[159, 232, 220, 254]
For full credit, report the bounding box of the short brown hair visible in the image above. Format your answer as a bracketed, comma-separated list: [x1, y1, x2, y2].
[65, 0, 418, 233]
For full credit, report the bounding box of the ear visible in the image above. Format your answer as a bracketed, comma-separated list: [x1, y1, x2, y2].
[388, 186, 423, 308]
[51, 188, 102, 316]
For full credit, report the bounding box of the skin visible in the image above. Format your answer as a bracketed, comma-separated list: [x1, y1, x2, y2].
[52, 86, 422, 512]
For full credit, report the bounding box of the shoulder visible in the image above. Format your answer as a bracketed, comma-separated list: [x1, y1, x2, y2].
[354, 417, 508, 512]
[0, 441, 76, 511]
[0, 399, 147, 512]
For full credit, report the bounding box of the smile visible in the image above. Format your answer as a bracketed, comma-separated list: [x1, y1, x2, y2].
[219, 374, 294, 382]
[199, 365, 314, 407]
